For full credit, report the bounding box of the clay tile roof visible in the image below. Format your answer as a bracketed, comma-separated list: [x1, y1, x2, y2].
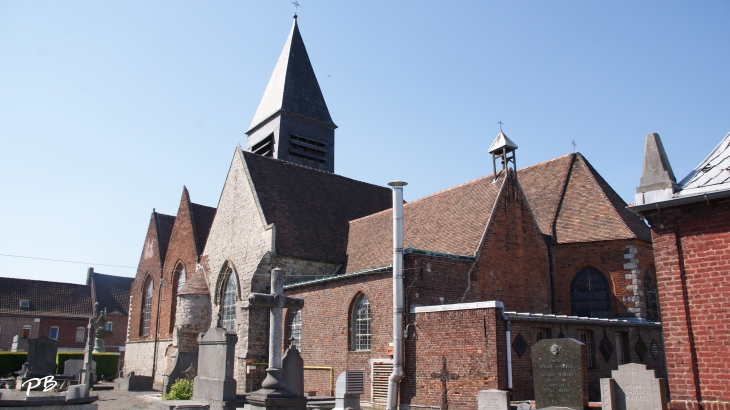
[517, 155, 574, 236]
[243, 151, 392, 263]
[0, 277, 93, 318]
[191, 203, 216, 254]
[345, 173, 506, 273]
[178, 267, 210, 296]
[89, 272, 133, 317]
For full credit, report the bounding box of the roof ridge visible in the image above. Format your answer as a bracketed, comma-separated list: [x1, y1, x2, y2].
[191, 202, 216, 211]
[0, 276, 90, 287]
[242, 151, 390, 191]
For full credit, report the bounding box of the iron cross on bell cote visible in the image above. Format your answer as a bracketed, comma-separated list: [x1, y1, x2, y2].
[248, 268, 304, 391]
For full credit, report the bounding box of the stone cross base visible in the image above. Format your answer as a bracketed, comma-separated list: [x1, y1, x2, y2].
[193, 375, 237, 410]
[247, 389, 306, 410]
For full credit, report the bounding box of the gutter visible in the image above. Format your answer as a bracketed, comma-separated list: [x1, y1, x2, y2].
[628, 189, 730, 213]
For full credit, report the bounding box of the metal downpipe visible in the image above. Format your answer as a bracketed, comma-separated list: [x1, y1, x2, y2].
[387, 180, 407, 410]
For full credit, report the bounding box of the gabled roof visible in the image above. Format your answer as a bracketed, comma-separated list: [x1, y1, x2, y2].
[345, 173, 506, 273]
[154, 211, 176, 266]
[243, 151, 391, 262]
[344, 153, 651, 273]
[88, 271, 133, 317]
[676, 131, 730, 197]
[191, 203, 216, 255]
[0, 277, 92, 318]
[248, 17, 335, 132]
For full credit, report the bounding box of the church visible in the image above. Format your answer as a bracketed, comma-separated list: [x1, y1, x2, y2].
[123, 16, 666, 409]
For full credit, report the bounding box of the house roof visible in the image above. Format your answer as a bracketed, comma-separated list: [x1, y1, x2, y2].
[344, 153, 650, 273]
[676, 131, 730, 197]
[243, 151, 392, 263]
[0, 277, 93, 318]
[191, 203, 216, 255]
[88, 271, 133, 317]
[247, 17, 335, 132]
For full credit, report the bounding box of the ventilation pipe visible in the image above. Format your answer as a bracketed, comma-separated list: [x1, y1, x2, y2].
[387, 180, 407, 410]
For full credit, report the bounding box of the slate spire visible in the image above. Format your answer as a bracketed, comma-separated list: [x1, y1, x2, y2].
[246, 17, 337, 173]
[248, 17, 335, 131]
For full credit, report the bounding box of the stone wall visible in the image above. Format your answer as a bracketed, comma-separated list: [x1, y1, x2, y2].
[176, 294, 211, 334]
[123, 339, 170, 384]
[642, 197, 730, 407]
[201, 147, 275, 393]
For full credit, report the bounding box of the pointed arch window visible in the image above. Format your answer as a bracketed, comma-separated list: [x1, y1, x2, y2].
[170, 263, 186, 333]
[645, 269, 661, 322]
[220, 265, 237, 332]
[141, 278, 154, 336]
[570, 267, 612, 319]
[351, 294, 371, 351]
[287, 309, 302, 351]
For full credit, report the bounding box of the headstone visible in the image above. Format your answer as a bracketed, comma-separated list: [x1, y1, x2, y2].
[282, 341, 305, 410]
[478, 390, 509, 410]
[600, 363, 668, 410]
[532, 338, 588, 410]
[114, 371, 154, 391]
[333, 370, 364, 410]
[64, 359, 97, 380]
[66, 384, 87, 400]
[20, 336, 59, 377]
[247, 268, 306, 410]
[162, 352, 199, 394]
[191, 327, 238, 410]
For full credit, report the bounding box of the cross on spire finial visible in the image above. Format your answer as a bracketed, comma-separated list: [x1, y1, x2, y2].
[498, 121, 504, 131]
[571, 139, 577, 152]
[291, 1, 301, 17]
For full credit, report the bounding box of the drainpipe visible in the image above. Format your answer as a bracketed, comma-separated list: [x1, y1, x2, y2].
[151, 277, 163, 382]
[387, 180, 407, 410]
[503, 312, 512, 389]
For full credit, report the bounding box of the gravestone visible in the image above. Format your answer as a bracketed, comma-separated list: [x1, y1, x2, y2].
[64, 360, 97, 381]
[20, 336, 59, 377]
[282, 341, 305, 410]
[600, 363, 668, 410]
[532, 338, 587, 410]
[478, 389, 509, 410]
[114, 371, 153, 391]
[162, 351, 199, 394]
[191, 327, 238, 410]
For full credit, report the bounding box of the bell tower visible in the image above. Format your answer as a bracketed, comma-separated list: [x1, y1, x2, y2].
[246, 17, 337, 173]
[488, 130, 518, 179]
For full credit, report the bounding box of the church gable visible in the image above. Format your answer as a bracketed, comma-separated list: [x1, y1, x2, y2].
[554, 154, 648, 243]
[517, 154, 574, 236]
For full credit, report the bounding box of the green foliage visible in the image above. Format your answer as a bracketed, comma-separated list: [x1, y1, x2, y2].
[162, 378, 194, 401]
[0, 352, 28, 377]
[56, 352, 120, 380]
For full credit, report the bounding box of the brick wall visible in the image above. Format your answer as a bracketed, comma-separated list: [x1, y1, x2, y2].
[552, 239, 655, 318]
[0, 316, 40, 351]
[642, 197, 730, 407]
[37, 317, 88, 350]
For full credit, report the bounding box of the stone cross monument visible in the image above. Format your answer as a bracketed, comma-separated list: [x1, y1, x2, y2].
[247, 268, 306, 410]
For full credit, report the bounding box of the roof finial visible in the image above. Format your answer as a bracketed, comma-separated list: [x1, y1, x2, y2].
[291, 1, 301, 18]
[498, 121, 504, 132]
[571, 139, 577, 153]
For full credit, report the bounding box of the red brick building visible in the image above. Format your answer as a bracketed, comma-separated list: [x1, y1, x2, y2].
[0, 269, 132, 353]
[630, 132, 730, 410]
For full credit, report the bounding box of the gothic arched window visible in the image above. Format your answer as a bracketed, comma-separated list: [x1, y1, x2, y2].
[141, 277, 154, 336]
[645, 269, 660, 322]
[287, 309, 302, 350]
[170, 263, 186, 333]
[351, 294, 371, 351]
[220, 265, 237, 332]
[570, 267, 612, 318]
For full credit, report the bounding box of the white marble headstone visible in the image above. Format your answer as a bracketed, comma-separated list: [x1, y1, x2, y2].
[601, 363, 668, 410]
[478, 389, 510, 410]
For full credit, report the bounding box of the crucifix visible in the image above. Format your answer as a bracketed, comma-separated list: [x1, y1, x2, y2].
[291, 1, 301, 17]
[498, 121, 504, 131]
[430, 356, 459, 410]
[571, 139, 577, 152]
[248, 268, 304, 391]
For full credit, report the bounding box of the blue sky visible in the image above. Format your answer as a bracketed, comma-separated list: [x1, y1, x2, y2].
[1, 1, 728, 284]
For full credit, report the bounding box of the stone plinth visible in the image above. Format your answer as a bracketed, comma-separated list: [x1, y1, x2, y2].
[191, 327, 238, 410]
[478, 389, 510, 410]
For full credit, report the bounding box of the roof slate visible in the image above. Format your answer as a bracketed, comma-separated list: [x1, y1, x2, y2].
[0, 277, 93, 318]
[243, 151, 392, 262]
[676, 131, 730, 197]
[89, 272, 134, 317]
[191, 203, 216, 255]
[155, 212, 176, 265]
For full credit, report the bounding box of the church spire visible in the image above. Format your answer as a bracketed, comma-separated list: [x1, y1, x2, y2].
[248, 17, 335, 131]
[246, 17, 337, 173]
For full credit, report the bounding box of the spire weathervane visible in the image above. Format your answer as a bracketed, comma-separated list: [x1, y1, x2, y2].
[571, 139, 577, 152]
[291, 1, 301, 17]
[498, 121, 504, 131]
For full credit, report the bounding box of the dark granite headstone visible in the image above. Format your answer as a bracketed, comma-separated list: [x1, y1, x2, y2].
[532, 338, 588, 410]
[21, 337, 59, 377]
